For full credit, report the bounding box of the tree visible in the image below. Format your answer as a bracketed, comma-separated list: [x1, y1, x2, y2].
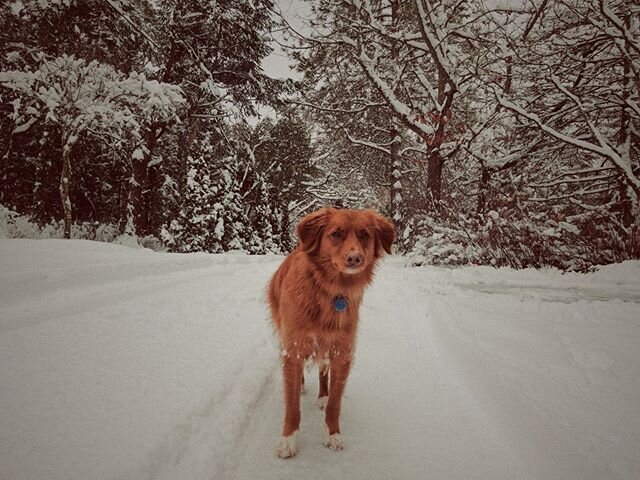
[165, 133, 237, 253]
[0, 0, 290, 244]
[125, 0, 288, 236]
[0, 55, 184, 238]
[492, 0, 640, 229]
[240, 112, 317, 251]
[288, 0, 500, 220]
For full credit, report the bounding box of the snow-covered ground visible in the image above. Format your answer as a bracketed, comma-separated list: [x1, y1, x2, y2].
[1, 239, 639, 480]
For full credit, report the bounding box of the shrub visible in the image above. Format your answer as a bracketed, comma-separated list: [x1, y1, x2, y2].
[406, 209, 639, 272]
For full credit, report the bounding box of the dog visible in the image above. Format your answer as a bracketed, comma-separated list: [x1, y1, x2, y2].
[268, 207, 395, 458]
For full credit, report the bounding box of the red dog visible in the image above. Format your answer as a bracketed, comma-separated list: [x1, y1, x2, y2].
[268, 207, 395, 457]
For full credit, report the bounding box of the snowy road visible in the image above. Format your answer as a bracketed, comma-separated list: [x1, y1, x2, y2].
[1, 240, 639, 480]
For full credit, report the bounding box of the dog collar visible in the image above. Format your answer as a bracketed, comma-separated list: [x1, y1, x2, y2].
[333, 295, 348, 312]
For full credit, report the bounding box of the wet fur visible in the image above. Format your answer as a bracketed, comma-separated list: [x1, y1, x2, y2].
[268, 207, 395, 456]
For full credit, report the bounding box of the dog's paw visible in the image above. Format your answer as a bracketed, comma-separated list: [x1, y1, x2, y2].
[316, 396, 328, 410]
[275, 432, 298, 458]
[323, 426, 344, 451]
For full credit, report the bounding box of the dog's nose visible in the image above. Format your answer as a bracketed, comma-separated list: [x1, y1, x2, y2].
[346, 252, 363, 267]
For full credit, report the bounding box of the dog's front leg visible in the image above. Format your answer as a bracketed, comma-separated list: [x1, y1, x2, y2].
[276, 355, 303, 458]
[317, 366, 329, 409]
[323, 355, 351, 450]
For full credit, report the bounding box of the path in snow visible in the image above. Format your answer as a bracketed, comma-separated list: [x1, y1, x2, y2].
[1, 240, 639, 480]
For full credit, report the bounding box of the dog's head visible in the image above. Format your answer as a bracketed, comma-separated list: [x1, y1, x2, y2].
[296, 207, 396, 275]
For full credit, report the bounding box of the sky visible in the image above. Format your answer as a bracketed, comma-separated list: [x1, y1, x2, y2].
[261, 0, 310, 81]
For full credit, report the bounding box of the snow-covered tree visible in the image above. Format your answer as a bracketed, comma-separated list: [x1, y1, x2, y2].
[0, 0, 288, 242]
[288, 0, 500, 221]
[493, 0, 639, 226]
[242, 112, 317, 250]
[166, 138, 240, 253]
[0, 55, 184, 238]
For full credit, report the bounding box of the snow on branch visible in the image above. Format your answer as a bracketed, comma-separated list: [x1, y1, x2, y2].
[345, 132, 392, 155]
[496, 94, 640, 195]
[293, 100, 386, 114]
[598, 0, 640, 57]
[101, 0, 161, 52]
[527, 185, 618, 202]
[414, 0, 458, 93]
[530, 173, 617, 188]
[0, 55, 185, 151]
[355, 48, 433, 139]
[12, 117, 37, 134]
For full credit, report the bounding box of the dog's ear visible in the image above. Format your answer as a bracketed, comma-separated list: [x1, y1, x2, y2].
[372, 213, 396, 256]
[297, 208, 332, 254]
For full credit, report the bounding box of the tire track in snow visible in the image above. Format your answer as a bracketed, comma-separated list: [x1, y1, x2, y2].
[0, 244, 283, 480]
[421, 280, 618, 479]
[368, 263, 534, 479]
[412, 287, 534, 479]
[129, 337, 280, 480]
[367, 265, 434, 476]
[214, 356, 280, 480]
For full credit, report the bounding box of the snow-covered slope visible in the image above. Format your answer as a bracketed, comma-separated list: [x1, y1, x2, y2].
[1, 239, 639, 480]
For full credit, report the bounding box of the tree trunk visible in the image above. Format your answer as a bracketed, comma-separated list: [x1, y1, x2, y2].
[426, 52, 451, 215]
[128, 156, 148, 236]
[60, 142, 73, 239]
[477, 163, 491, 214]
[390, 127, 403, 228]
[141, 128, 160, 237]
[389, 1, 403, 233]
[619, 181, 634, 227]
[128, 127, 168, 237]
[618, 12, 635, 227]
[427, 149, 444, 210]
[281, 201, 292, 251]
[147, 162, 162, 235]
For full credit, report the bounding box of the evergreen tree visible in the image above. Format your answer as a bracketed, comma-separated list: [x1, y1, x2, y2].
[245, 112, 317, 250]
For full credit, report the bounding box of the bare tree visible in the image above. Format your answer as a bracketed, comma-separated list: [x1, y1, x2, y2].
[493, 0, 640, 226]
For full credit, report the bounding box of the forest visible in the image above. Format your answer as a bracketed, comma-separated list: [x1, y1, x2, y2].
[0, 0, 638, 271]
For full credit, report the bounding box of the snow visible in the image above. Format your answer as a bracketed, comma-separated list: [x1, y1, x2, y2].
[132, 147, 145, 160]
[275, 432, 299, 459]
[1, 240, 639, 480]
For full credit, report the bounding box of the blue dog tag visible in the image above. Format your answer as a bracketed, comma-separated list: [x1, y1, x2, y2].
[334, 296, 347, 312]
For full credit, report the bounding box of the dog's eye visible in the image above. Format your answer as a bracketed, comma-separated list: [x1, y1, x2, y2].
[330, 230, 343, 239]
[358, 230, 370, 240]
